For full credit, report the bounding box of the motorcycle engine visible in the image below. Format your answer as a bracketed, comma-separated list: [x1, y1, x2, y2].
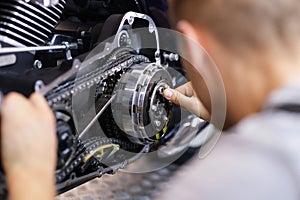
[0, 0, 187, 197]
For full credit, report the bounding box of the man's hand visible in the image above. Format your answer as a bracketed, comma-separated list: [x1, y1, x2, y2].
[1, 92, 57, 200]
[163, 82, 210, 121]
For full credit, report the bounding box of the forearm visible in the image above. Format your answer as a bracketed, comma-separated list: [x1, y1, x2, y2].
[6, 168, 56, 200]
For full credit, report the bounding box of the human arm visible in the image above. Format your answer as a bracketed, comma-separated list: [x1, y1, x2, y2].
[1, 92, 57, 200]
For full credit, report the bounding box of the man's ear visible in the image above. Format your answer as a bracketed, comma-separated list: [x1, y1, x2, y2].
[176, 20, 212, 74]
[177, 20, 210, 51]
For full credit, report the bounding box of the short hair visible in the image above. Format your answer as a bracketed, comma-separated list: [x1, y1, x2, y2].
[170, 0, 300, 53]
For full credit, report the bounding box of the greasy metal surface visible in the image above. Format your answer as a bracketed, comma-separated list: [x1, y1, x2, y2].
[56, 163, 179, 200]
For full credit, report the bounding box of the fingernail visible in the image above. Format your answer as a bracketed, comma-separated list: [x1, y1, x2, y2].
[164, 89, 173, 99]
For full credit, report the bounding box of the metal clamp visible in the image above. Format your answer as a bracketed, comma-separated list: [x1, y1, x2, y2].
[62, 42, 77, 60]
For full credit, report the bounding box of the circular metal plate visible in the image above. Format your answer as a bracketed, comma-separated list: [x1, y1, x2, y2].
[112, 62, 173, 144]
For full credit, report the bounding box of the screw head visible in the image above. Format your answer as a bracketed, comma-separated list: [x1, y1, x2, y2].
[152, 105, 158, 112]
[33, 60, 42, 69]
[155, 120, 162, 127]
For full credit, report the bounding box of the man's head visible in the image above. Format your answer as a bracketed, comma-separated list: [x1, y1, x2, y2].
[170, 0, 300, 128]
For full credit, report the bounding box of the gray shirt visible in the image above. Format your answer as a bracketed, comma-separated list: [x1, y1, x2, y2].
[157, 82, 300, 200]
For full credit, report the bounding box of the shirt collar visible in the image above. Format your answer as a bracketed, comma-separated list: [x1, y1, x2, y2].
[263, 81, 300, 111]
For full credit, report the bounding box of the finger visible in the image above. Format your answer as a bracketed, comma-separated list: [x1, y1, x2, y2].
[29, 93, 51, 112]
[175, 82, 195, 97]
[164, 88, 205, 117]
[1, 93, 32, 140]
[164, 88, 196, 110]
[1, 92, 30, 116]
[29, 93, 55, 123]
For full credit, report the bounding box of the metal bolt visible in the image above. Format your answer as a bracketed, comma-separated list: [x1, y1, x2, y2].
[154, 120, 162, 127]
[163, 53, 179, 62]
[158, 86, 165, 95]
[33, 60, 43, 69]
[163, 116, 169, 122]
[152, 105, 158, 112]
[155, 51, 160, 59]
[34, 80, 44, 92]
[170, 53, 179, 61]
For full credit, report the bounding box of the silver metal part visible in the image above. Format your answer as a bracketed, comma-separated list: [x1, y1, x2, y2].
[35, 59, 81, 95]
[62, 42, 74, 60]
[117, 30, 131, 47]
[117, 12, 161, 64]
[34, 80, 45, 92]
[33, 60, 43, 69]
[0, 43, 78, 55]
[163, 52, 179, 62]
[0, 0, 66, 47]
[45, 54, 149, 104]
[0, 54, 17, 67]
[149, 82, 170, 132]
[23, 12, 173, 190]
[25, 0, 59, 7]
[158, 115, 206, 158]
[112, 62, 173, 144]
[40, 11, 160, 106]
[82, 11, 161, 72]
[0, 10, 186, 197]
[79, 94, 116, 138]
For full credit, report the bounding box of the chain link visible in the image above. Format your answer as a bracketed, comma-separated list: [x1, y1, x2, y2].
[52, 52, 150, 184]
[46, 53, 149, 106]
